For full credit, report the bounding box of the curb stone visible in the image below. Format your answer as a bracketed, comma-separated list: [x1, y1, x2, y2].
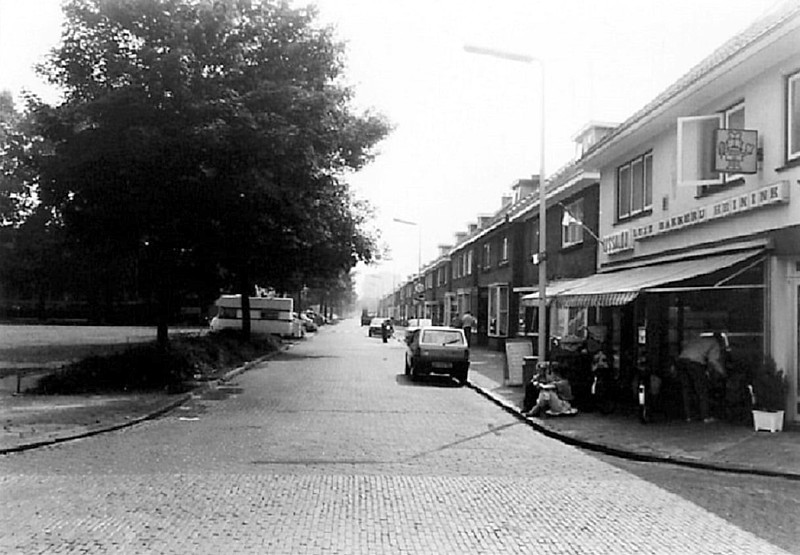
[467, 380, 800, 481]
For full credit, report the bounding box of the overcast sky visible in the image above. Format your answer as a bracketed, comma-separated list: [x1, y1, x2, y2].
[0, 0, 782, 298]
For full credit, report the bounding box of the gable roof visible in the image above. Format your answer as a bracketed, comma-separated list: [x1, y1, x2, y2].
[582, 0, 800, 162]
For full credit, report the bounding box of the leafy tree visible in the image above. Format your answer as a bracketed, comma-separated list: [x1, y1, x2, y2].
[19, 0, 389, 343]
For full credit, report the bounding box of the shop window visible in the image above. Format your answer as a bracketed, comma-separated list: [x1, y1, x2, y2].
[554, 306, 587, 339]
[616, 152, 653, 221]
[788, 70, 800, 163]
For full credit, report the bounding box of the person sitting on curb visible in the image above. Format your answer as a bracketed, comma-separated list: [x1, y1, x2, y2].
[522, 363, 578, 417]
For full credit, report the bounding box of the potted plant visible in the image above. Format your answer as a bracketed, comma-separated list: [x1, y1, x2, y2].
[749, 356, 788, 432]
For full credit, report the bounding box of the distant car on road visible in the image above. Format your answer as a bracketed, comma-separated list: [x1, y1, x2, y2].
[368, 317, 393, 338]
[404, 326, 470, 385]
[361, 310, 374, 326]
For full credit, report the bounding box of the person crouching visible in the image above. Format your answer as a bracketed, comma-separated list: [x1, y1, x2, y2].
[523, 363, 578, 417]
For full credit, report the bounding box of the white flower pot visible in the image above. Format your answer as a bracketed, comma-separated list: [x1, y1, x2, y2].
[752, 410, 784, 433]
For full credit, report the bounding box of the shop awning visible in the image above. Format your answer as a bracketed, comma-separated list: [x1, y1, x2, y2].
[521, 248, 763, 308]
[520, 281, 579, 307]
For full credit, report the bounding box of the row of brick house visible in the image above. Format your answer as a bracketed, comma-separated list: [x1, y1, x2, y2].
[378, 2, 800, 424]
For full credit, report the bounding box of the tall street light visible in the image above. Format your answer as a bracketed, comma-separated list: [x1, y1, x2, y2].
[464, 44, 547, 362]
[392, 217, 422, 319]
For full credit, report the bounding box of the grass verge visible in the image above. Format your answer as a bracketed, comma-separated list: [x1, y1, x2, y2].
[31, 330, 281, 394]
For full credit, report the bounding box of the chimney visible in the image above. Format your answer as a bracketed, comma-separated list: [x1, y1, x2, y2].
[501, 195, 512, 209]
[572, 121, 618, 158]
[478, 215, 493, 229]
[454, 231, 467, 244]
[438, 244, 452, 257]
[467, 222, 478, 234]
[512, 177, 539, 202]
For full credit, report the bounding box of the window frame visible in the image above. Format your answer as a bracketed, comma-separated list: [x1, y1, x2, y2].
[677, 114, 724, 187]
[698, 101, 747, 196]
[561, 198, 584, 248]
[501, 236, 509, 262]
[482, 243, 491, 270]
[788, 70, 800, 163]
[487, 285, 509, 337]
[723, 102, 746, 183]
[616, 151, 653, 221]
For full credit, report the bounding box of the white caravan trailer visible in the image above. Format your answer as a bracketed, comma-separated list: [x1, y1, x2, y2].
[210, 295, 303, 338]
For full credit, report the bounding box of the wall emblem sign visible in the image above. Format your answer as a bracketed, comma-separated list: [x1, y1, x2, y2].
[714, 129, 757, 174]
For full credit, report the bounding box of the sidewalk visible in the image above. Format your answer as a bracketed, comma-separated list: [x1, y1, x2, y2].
[467, 345, 800, 479]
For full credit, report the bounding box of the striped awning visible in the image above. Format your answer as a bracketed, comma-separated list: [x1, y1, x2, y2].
[520, 280, 580, 307]
[522, 248, 763, 308]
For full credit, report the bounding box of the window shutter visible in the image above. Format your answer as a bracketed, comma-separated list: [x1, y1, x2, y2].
[677, 115, 724, 186]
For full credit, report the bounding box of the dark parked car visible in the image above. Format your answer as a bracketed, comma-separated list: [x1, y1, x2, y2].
[404, 326, 470, 385]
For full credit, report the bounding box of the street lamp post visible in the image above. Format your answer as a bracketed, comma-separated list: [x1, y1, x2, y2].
[464, 44, 547, 362]
[392, 217, 422, 319]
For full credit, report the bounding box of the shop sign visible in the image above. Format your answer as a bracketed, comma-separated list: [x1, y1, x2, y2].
[635, 181, 788, 241]
[714, 129, 758, 174]
[603, 229, 633, 255]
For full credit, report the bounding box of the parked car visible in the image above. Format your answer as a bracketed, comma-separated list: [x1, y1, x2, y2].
[404, 326, 470, 385]
[368, 317, 393, 338]
[299, 312, 318, 332]
[306, 310, 326, 326]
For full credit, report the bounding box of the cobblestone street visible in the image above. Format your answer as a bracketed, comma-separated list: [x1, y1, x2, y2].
[0, 321, 791, 554]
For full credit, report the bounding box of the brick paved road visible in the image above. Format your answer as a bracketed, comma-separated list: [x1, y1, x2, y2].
[0, 320, 790, 554]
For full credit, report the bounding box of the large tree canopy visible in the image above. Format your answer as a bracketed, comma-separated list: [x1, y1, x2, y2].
[12, 0, 390, 341]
